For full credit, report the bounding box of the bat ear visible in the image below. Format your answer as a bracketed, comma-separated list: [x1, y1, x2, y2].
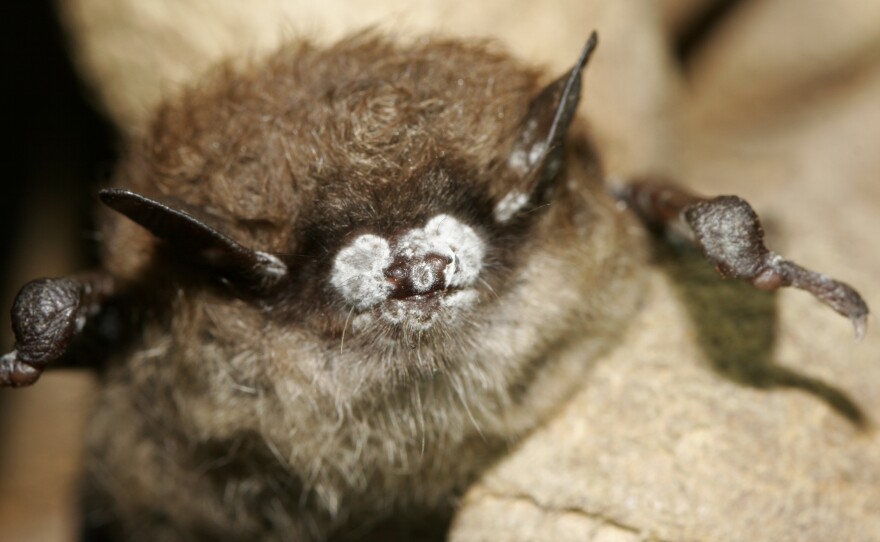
[494, 32, 598, 223]
[99, 189, 288, 291]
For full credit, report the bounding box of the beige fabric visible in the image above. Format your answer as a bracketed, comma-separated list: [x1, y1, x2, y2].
[57, 0, 680, 177]
[7, 1, 875, 540]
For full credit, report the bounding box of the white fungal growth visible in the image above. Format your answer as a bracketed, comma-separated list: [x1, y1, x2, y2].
[330, 214, 485, 315]
[330, 234, 393, 309]
[374, 290, 480, 331]
[380, 299, 440, 330]
[507, 118, 539, 174]
[410, 260, 439, 293]
[253, 251, 288, 285]
[493, 191, 529, 222]
[397, 215, 484, 288]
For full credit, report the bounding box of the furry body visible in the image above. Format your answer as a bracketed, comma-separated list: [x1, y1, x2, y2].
[84, 34, 644, 540]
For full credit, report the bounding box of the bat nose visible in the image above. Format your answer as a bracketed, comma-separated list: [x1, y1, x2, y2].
[385, 253, 452, 299]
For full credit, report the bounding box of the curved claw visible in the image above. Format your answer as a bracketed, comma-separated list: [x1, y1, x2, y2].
[0, 351, 41, 387]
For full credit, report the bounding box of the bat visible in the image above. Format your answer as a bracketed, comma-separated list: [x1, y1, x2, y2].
[0, 31, 868, 541]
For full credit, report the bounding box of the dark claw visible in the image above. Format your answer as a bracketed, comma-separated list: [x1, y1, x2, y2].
[0, 351, 41, 387]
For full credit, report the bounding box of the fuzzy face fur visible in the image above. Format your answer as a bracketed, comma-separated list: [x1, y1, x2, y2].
[87, 33, 645, 540]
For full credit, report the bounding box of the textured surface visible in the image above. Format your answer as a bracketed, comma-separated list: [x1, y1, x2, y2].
[2, 0, 879, 540]
[451, 268, 879, 541]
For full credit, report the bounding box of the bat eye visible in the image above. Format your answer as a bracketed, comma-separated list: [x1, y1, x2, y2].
[385, 253, 452, 299]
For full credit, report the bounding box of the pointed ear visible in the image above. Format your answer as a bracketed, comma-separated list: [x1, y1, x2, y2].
[494, 32, 598, 223]
[99, 189, 287, 291]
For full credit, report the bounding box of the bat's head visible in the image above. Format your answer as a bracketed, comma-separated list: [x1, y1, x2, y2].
[101, 33, 642, 399]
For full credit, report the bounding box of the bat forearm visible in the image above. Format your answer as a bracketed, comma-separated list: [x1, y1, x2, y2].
[618, 179, 869, 339]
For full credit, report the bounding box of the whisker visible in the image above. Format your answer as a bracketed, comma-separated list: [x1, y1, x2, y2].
[340, 306, 356, 354]
[413, 382, 427, 459]
[450, 375, 486, 441]
[478, 277, 499, 300]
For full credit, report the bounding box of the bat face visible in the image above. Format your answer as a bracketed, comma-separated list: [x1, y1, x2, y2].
[282, 156, 501, 343]
[93, 33, 641, 400]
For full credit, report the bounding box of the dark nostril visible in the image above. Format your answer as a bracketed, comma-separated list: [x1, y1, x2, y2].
[385, 253, 451, 299]
[386, 262, 409, 283]
[384, 259, 413, 298]
[424, 253, 450, 273]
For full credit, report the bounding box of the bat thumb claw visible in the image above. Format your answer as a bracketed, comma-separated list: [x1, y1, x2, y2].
[852, 314, 869, 343]
[0, 350, 41, 388]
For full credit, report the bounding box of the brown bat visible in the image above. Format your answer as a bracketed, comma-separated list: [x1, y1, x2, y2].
[0, 31, 868, 541]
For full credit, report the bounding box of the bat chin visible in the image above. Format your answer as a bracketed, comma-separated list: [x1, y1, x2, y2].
[353, 288, 479, 332]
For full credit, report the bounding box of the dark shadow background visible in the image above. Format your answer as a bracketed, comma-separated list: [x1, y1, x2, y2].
[0, 0, 117, 470]
[0, 5, 116, 540]
[0, 1, 117, 329]
[655, 242, 867, 428]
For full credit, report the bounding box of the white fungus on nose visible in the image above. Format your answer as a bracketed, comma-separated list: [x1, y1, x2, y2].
[330, 214, 485, 309]
[410, 260, 440, 293]
[330, 234, 393, 309]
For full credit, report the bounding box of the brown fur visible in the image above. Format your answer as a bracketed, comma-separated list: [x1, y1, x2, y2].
[86, 32, 646, 540]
